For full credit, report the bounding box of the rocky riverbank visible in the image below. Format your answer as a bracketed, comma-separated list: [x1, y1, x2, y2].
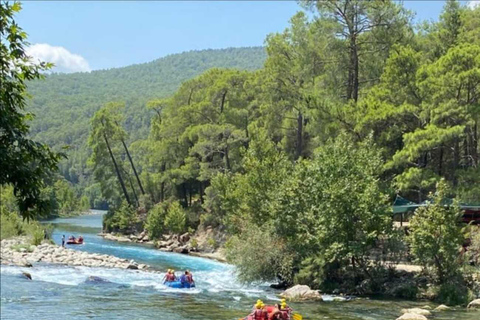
[0, 237, 148, 270]
[100, 225, 227, 262]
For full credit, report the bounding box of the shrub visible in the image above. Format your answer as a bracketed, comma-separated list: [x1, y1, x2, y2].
[225, 224, 294, 283]
[190, 238, 198, 249]
[164, 201, 186, 234]
[145, 202, 169, 239]
[31, 227, 44, 245]
[0, 212, 24, 240]
[103, 201, 138, 233]
[407, 180, 465, 283]
[436, 277, 473, 306]
[207, 237, 218, 249]
[466, 226, 480, 266]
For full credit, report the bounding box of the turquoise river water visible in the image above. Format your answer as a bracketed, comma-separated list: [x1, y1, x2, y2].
[1, 212, 478, 320]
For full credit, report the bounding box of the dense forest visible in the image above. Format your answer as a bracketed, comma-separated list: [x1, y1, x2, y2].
[25, 47, 266, 207]
[3, 0, 480, 305]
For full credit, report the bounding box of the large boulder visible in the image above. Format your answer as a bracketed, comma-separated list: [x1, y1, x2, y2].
[21, 272, 32, 280]
[179, 232, 190, 244]
[401, 308, 431, 316]
[173, 246, 189, 254]
[434, 304, 450, 312]
[396, 314, 428, 320]
[280, 285, 322, 301]
[467, 299, 480, 309]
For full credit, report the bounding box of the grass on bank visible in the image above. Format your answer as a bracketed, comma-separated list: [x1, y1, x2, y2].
[1, 212, 53, 245]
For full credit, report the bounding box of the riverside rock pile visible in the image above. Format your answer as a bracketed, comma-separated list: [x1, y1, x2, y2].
[0, 237, 148, 270]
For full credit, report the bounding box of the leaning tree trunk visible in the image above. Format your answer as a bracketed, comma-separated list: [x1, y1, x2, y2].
[103, 132, 131, 206]
[121, 138, 145, 195]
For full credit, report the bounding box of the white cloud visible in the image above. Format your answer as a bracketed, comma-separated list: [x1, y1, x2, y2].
[468, 1, 480, 9]
[27, 43, 91, 73]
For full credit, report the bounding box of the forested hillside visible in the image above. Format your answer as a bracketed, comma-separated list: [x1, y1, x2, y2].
[26, 47, 266, 186]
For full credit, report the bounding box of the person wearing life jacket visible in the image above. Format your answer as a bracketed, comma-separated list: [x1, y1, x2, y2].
[279, 300, 292, 320]
[268, 304, 283, 320]
[180, 271, 189, 286]
[163, 269, 175, 283]
[186, 270, 194, 284]
[249, 301, 268, 320]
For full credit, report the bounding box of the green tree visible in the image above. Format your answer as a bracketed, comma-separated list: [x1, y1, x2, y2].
[0, 1, 61, 219]
[164, 201, 186, 234]
[275, 134, 392, 283]
[88, 102, 132, 206]
[407, 180, 465, 283]
[145, 201, 168, 239]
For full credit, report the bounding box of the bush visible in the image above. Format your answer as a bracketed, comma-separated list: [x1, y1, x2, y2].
[103, 201, 138, 233]
[407, 180, 465, 283]
[190, 238, 198, 249]
[31, 227, 45, 245]
[0, 212, 24, 240]
[466, 226, 480, 266]
[436, 278, 473, 306]
[225, 224, 294, 283]
[164, 201, 186, 234]
[145, 202, 169, 239]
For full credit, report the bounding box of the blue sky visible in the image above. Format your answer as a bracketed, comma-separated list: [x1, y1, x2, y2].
[17, 1, 478, 72]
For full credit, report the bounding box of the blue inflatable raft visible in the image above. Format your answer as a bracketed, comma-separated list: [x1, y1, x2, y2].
[164, 281, 195, 289]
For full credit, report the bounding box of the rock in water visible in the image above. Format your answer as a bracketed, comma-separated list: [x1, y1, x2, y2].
[467, 299, 480, 309]
[401, 308, 431, 316]
[21, 272, 32, 280]
[280, 285, 322, 301]
[127, 264, 138, 270]
[85, 276, 109, 283]
[434, 304, 450, 311]
[396, 314, 428, 320]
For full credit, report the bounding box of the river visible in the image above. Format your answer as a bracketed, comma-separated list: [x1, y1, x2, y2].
[0, 212, 477, 320]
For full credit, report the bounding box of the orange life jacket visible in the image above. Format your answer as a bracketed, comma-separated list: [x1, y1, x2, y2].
[252, 309, 268, 320]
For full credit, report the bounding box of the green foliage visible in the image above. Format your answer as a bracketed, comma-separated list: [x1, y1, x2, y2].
[275, 135, 392, 282]
[103, 201, 138, 234]
[0, 2, 62, 219]
[225, 224, 294, 283]
[145, 201, 169, 239]
[407, 180, 465, 283]
[467, 226, 480, 266]
[204, 133, 292, 232]
[163, 201, 186, 234]
[436, 276, 473, 306]
[190, 238, 198, 249]
[26, 48, 266, 197]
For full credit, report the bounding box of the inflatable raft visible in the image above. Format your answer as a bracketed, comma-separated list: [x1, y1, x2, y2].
[164, 281, 195, 289]
[67, 238, 84, 245]
[243, 306, 291, 320]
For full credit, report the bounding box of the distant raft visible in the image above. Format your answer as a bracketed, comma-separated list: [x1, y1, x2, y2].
[164, 281, 196, 289]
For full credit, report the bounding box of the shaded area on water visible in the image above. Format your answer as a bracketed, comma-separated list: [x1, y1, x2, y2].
[2, 213, 479, 320]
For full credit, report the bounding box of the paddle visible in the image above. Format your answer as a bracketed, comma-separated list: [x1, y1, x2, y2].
[292, 313, 303, 320]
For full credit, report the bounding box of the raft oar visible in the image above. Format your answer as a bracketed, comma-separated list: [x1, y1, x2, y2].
[292, 313, 303, 320]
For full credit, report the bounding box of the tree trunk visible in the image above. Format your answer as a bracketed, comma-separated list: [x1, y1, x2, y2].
[352, 38, 359, 102]
[121, 138, 145, 195]
[438, 144, 443, 176]
[225, 145, 231, 171]
[182, 183, 188, 207]
[103, 132, 131, 206]
[295, 112, 303, 160]
[474, 121, 478, 166]
[453, 138, 459, 186]
[220, 90, 227, 114]
[199, 181, 204, 204]
[160, 162, 166, 202]
[128, 173, 139, 207]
